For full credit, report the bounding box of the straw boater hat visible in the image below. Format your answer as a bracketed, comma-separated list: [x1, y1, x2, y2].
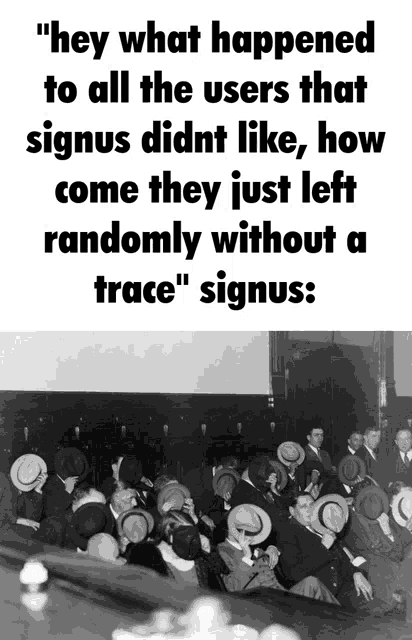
[157, 483, 191, 516]
[311, 494, 349, 535]
[228, 504, 272, 546]
[355, 486, 389, 521]
[338, 455, 366, 486]
[392, 489, 412, 527]
[10, 454, 47, 492]
[117, 508, 155, 544]
[212, 468, 241, 497]
[277, 442, 305, 467]
[54, 447, 89, 482]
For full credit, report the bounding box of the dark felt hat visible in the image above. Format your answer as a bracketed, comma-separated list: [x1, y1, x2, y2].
[157, 483, 191, 516]
[338, 455, 366, 486]
[117, 508, 155, 543]
[248, 456, 288, 492]
[118, 456, 143, 487]
[355, 486, 389, 521]
[54, 448, 89, 482]
[212, 468, 240, 497]
[69, 503, 114, 551]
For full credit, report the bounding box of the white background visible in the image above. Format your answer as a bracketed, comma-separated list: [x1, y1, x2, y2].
[1, 0, 410, 330]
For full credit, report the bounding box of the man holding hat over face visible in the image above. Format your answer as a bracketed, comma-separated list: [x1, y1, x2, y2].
[277, 442, 306, 499]
[342, 482, 412, 613]
[43, 447, 89, 519]
[276, 492, 374, 609]
[230, 456, 290, 547]
[218, 503, 338, 603]
[0, 454, 48, 542]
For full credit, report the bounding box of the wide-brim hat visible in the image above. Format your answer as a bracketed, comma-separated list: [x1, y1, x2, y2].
[212, 468, 240, 497]
[268, 460, 288, 492]
[392, 489, 412, 527]
[69, 503, 114, 551]
[117, 508, 155, 543]
[355, 485, 389, 521]
[10, 454, 47, 492]
[228, 504, 272, 546]
[338, 455, 366, 486]
[311, 494, 349, 535]
[55, 447, 89, 482]
[157, 483, 191, 516]
[118, 456, 143, 488]
[277, 442, 305, 467]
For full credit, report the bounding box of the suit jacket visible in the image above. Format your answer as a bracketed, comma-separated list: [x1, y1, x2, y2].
[357, 446, 383, 485]
[304, 445, 333, 472]
[276, 518, 359, 598]
[379, 449, 412, 489]
[126, 542, 226, 592]
[182, 466, 215, 515]
[42, 475, 73, 518]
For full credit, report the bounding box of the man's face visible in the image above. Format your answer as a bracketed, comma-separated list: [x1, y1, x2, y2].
[290, 495, 314, 526]
[364, 430, 381, 451]
[396, 430, 412, 453]
[116, 489, 137, 514]
[308, 429, 324, 449]
[348, 433, 363, 451]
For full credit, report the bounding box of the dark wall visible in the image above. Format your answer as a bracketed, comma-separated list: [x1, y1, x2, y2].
[0, 391, 285, 483]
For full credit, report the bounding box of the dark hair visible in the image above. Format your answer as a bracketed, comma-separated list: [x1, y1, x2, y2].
[71, 485, 94, 504]
[348, 431, 363, 439]
[153, 474, 178, 495]
[308, 427, 324, 435]
[387, 480, 407, 501]
[350, 477, 376, 501]
[287, 491, 313, 510]
[217, 456, 240, 469]
[157, 510, 196, 544]
[248, 456, 276, 490]
[364, 427, 380, 437]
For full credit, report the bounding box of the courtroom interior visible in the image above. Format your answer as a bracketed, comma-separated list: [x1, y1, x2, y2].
[1, 331, 412, 640]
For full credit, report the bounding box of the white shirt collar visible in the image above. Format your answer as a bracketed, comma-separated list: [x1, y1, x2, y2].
[348, 446, 355, 455]
[401, 450, 412, 462]
[110, 504, 119, 520]
[364, 445, 376, 460]
[226, 538, 243, 551]
[308, 444, 319, 455]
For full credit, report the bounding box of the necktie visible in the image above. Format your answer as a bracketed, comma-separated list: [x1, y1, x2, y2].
[404, 455, 410, 468]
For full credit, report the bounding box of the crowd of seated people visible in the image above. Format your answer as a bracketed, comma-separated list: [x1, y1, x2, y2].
[1, 427, 412, 619]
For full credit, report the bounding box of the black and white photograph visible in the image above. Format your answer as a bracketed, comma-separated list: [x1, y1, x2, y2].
[0, 331, 412, 639]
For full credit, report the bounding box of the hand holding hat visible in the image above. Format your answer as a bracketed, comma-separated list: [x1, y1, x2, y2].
[10, 455, 47, 492]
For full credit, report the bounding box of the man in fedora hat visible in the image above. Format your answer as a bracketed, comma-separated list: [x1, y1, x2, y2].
[182, 455, 239, 526]
[0, 455, 48, 543]
[43, 447, 89, 519]
[218, 503, 339, 603]
[277, 442, 306, 499]
[230, 456, 290, 547]
[342, 482, 412, 613]
[275, 492, 373, 609]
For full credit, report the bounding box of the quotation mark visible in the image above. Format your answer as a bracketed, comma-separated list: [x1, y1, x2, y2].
[37, 23, 50, 36]
[176, 274, 189, 286]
